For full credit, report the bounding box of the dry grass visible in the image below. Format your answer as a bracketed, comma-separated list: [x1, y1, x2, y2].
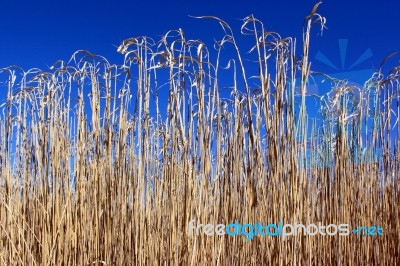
[0, 4, 399, 265]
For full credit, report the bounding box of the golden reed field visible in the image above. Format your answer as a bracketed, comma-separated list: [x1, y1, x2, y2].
[0, 4, 399, 265]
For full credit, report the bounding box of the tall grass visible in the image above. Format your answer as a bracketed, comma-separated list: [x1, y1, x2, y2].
[1, 4, 399, 265]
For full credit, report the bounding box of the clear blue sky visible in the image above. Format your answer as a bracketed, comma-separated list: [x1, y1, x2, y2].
[0, 0, 399, 123]
[0, 0, 398, 72]
[0, 0, 398, 162]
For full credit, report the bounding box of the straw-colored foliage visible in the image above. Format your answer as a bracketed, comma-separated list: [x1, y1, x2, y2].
[0, 4, 399, 265]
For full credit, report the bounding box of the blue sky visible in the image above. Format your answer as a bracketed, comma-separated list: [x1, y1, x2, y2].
[0, 0, 399, 125]
[0, 0, 398, 72]
[0, 0, 398, 167]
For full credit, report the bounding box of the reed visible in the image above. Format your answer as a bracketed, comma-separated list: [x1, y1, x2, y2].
[0, 3, 399, 265]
